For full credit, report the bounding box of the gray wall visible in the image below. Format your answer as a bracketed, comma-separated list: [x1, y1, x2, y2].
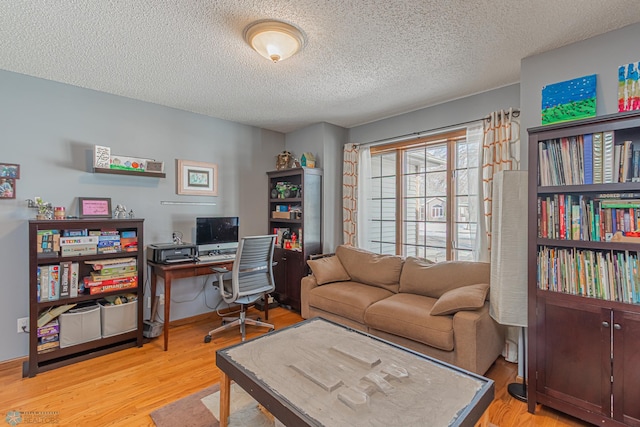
[0, 70, 284, 362]
[349, 84, 521, 146]
[285, 123, 348, 252]
[520, 23, 640, 168]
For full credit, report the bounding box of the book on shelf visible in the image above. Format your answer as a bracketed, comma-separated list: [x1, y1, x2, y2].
[89, 270, 136, 281]
[69, 262, 79, 298]
[85, 257, 136, 268]
[593, 132, 603, 184]
[48, 265, 60, 301]
[537, 246, 640, 304]
[62, 229, 88, 237]
[603, 130, 615, 183]
[83, 275, 137, 288]
[59, 261, 71, 298]
[61, 244, 97, 257]
[59, 236, 99, 246]
[88, 279, 138, 295]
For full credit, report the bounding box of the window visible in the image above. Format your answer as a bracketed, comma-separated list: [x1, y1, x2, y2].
[367, 130, 479, 262]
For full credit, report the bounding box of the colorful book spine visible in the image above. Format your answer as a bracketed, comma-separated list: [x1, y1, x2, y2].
[583, 133, 593, 184]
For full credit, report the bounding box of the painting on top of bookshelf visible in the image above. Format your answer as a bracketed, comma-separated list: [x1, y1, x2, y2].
[618, 60, 640, 113]
[542, 74, 596, 125]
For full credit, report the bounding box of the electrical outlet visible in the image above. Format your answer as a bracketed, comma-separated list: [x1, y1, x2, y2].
[17, 317, 28, 334]
[159, 294, 165, 305]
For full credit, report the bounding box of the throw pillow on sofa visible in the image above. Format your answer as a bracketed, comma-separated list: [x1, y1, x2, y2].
[430, 283, 490, 316]
[307, 256, 351, 285]
[335, 245, 403, 292]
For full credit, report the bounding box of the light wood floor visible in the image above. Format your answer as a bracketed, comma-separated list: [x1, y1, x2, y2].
[0, 307, 589, 427]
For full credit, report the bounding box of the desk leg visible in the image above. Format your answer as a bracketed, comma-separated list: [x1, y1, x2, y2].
[220, 371, 231, 427]
[150, 269, 157, 316]
[163, 276, 171, 351]
[264, 292, 269, 321]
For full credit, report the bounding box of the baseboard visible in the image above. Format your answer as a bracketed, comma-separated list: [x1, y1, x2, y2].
[0, 356, 28, 371]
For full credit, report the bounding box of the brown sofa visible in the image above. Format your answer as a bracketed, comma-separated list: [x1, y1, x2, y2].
[300, 245, 504, 375]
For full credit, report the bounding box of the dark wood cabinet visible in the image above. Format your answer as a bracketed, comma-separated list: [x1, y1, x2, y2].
[267, 168, 322, 311]
[25, 218, 144, 377]
[528, 111, 640, 426]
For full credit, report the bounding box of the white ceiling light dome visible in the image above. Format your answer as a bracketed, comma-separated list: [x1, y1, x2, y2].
[243, 20, 305, 63]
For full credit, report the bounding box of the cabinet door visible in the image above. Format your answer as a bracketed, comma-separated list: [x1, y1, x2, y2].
[613, 309, 640, 425]
[284, 250, 305, 311]
[273, 248, 287, 299]
[538, 298, 611, 417]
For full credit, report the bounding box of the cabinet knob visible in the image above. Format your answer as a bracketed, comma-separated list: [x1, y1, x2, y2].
[602, 321, 610, 328]
[614, 323, 622, 330]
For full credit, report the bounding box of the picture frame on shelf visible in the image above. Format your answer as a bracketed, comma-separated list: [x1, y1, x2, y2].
[0, 163, 20, 179]
[176, 159, 218, 196]
[0, 178, 15, 199]
[78, 197, 112, 218]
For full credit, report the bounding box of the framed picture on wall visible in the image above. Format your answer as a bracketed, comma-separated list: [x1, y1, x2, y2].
[176, 160, 218, 196]
[0, 178, 15, 199]
[0, 163, 20, 179]
[78, 197, 112, 218]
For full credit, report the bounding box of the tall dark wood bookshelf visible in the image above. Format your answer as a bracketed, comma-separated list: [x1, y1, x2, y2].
[25, 218, 144, 377]
[267, 168, 322, 311]
[528, 111, 640, 426]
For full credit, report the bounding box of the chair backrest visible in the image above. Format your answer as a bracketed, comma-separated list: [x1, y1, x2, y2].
[226, 235, 276, 303]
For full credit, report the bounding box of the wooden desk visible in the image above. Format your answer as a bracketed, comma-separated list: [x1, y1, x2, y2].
[148, 260, 234, 351]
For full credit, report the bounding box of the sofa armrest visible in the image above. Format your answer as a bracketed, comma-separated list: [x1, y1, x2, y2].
[451, 303, 505, 374]
[300, 274, 319, 319]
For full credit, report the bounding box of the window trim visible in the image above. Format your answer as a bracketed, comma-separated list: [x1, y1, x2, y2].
[369, 129, 468, 260]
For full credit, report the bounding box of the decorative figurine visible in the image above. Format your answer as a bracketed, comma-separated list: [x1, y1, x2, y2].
[276, 150, 293, 170]
[114, 204, 127, 219]
[128, 209, 135, 219]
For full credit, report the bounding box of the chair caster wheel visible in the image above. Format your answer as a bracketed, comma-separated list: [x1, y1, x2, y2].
[221, 320, 227, 325]
[204, 335, 212, 343]
[257, 317, 262, 322]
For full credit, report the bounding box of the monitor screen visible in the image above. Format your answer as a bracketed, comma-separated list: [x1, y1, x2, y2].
[196, 217, 239, 253]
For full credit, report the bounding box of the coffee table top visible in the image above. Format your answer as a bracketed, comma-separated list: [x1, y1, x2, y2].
[216, 317, 493, 427]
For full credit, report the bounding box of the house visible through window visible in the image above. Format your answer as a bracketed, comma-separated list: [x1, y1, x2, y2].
[367, 129, 479, 262]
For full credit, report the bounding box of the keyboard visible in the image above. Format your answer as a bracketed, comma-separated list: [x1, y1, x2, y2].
[197, 253, 236, 262]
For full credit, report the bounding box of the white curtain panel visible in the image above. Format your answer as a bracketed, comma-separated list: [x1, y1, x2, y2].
[467, 123, 486, 262]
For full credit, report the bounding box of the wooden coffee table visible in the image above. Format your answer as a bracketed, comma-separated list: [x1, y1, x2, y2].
[216, 317, 493, 427]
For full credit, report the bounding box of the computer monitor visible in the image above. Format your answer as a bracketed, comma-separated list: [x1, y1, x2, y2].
[195, 217, 239, 254]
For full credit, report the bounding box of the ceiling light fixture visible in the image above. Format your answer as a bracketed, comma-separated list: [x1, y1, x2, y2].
[243, 20, 305, 63]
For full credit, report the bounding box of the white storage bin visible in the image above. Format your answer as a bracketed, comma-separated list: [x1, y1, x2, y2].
[100, 300, 137, 338]
[59, 305, 101, 348]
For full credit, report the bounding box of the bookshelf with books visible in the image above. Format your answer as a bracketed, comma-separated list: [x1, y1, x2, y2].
[528, 111, 640, 426]
[26, 218, 144, 377]
[267, 168, 322, 311]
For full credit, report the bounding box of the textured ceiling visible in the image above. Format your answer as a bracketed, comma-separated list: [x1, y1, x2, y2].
[1, 1, 639, 133]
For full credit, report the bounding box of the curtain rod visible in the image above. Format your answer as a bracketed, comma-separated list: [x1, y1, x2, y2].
[354, 108, 520, 147]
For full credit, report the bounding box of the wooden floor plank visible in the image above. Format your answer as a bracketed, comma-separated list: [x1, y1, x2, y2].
[0, 307, 588, 426]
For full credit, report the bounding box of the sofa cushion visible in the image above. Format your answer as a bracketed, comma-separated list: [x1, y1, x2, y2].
[307, 281, 393, 324]
[335, 245, 403, 292]
[430, 283, 490, 316]
[399, 258, 490, 298]
[307, 256, 351, 285]
[364, 293, 454, 351]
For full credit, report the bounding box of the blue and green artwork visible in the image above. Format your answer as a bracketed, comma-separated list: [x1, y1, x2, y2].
[541, 74, 596, 125]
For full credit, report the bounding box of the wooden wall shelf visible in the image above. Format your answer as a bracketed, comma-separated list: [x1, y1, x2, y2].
[94, 167, 166, 178]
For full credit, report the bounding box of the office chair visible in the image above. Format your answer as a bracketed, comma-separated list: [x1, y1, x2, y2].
[204, 235, 277, 343]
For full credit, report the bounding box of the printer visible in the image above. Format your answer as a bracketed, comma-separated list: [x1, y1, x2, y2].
[147, 243, 197, 264]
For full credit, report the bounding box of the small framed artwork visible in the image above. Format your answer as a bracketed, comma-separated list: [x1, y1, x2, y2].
[0, 163, 20, 179]
[0, 178, 16, 199]
[79, 197, 112, 218]
[177, 160, 218, 196]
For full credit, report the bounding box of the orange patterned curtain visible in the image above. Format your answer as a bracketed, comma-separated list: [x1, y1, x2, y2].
[343, 143, 359, 246]
[482, 108, 520, 254]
